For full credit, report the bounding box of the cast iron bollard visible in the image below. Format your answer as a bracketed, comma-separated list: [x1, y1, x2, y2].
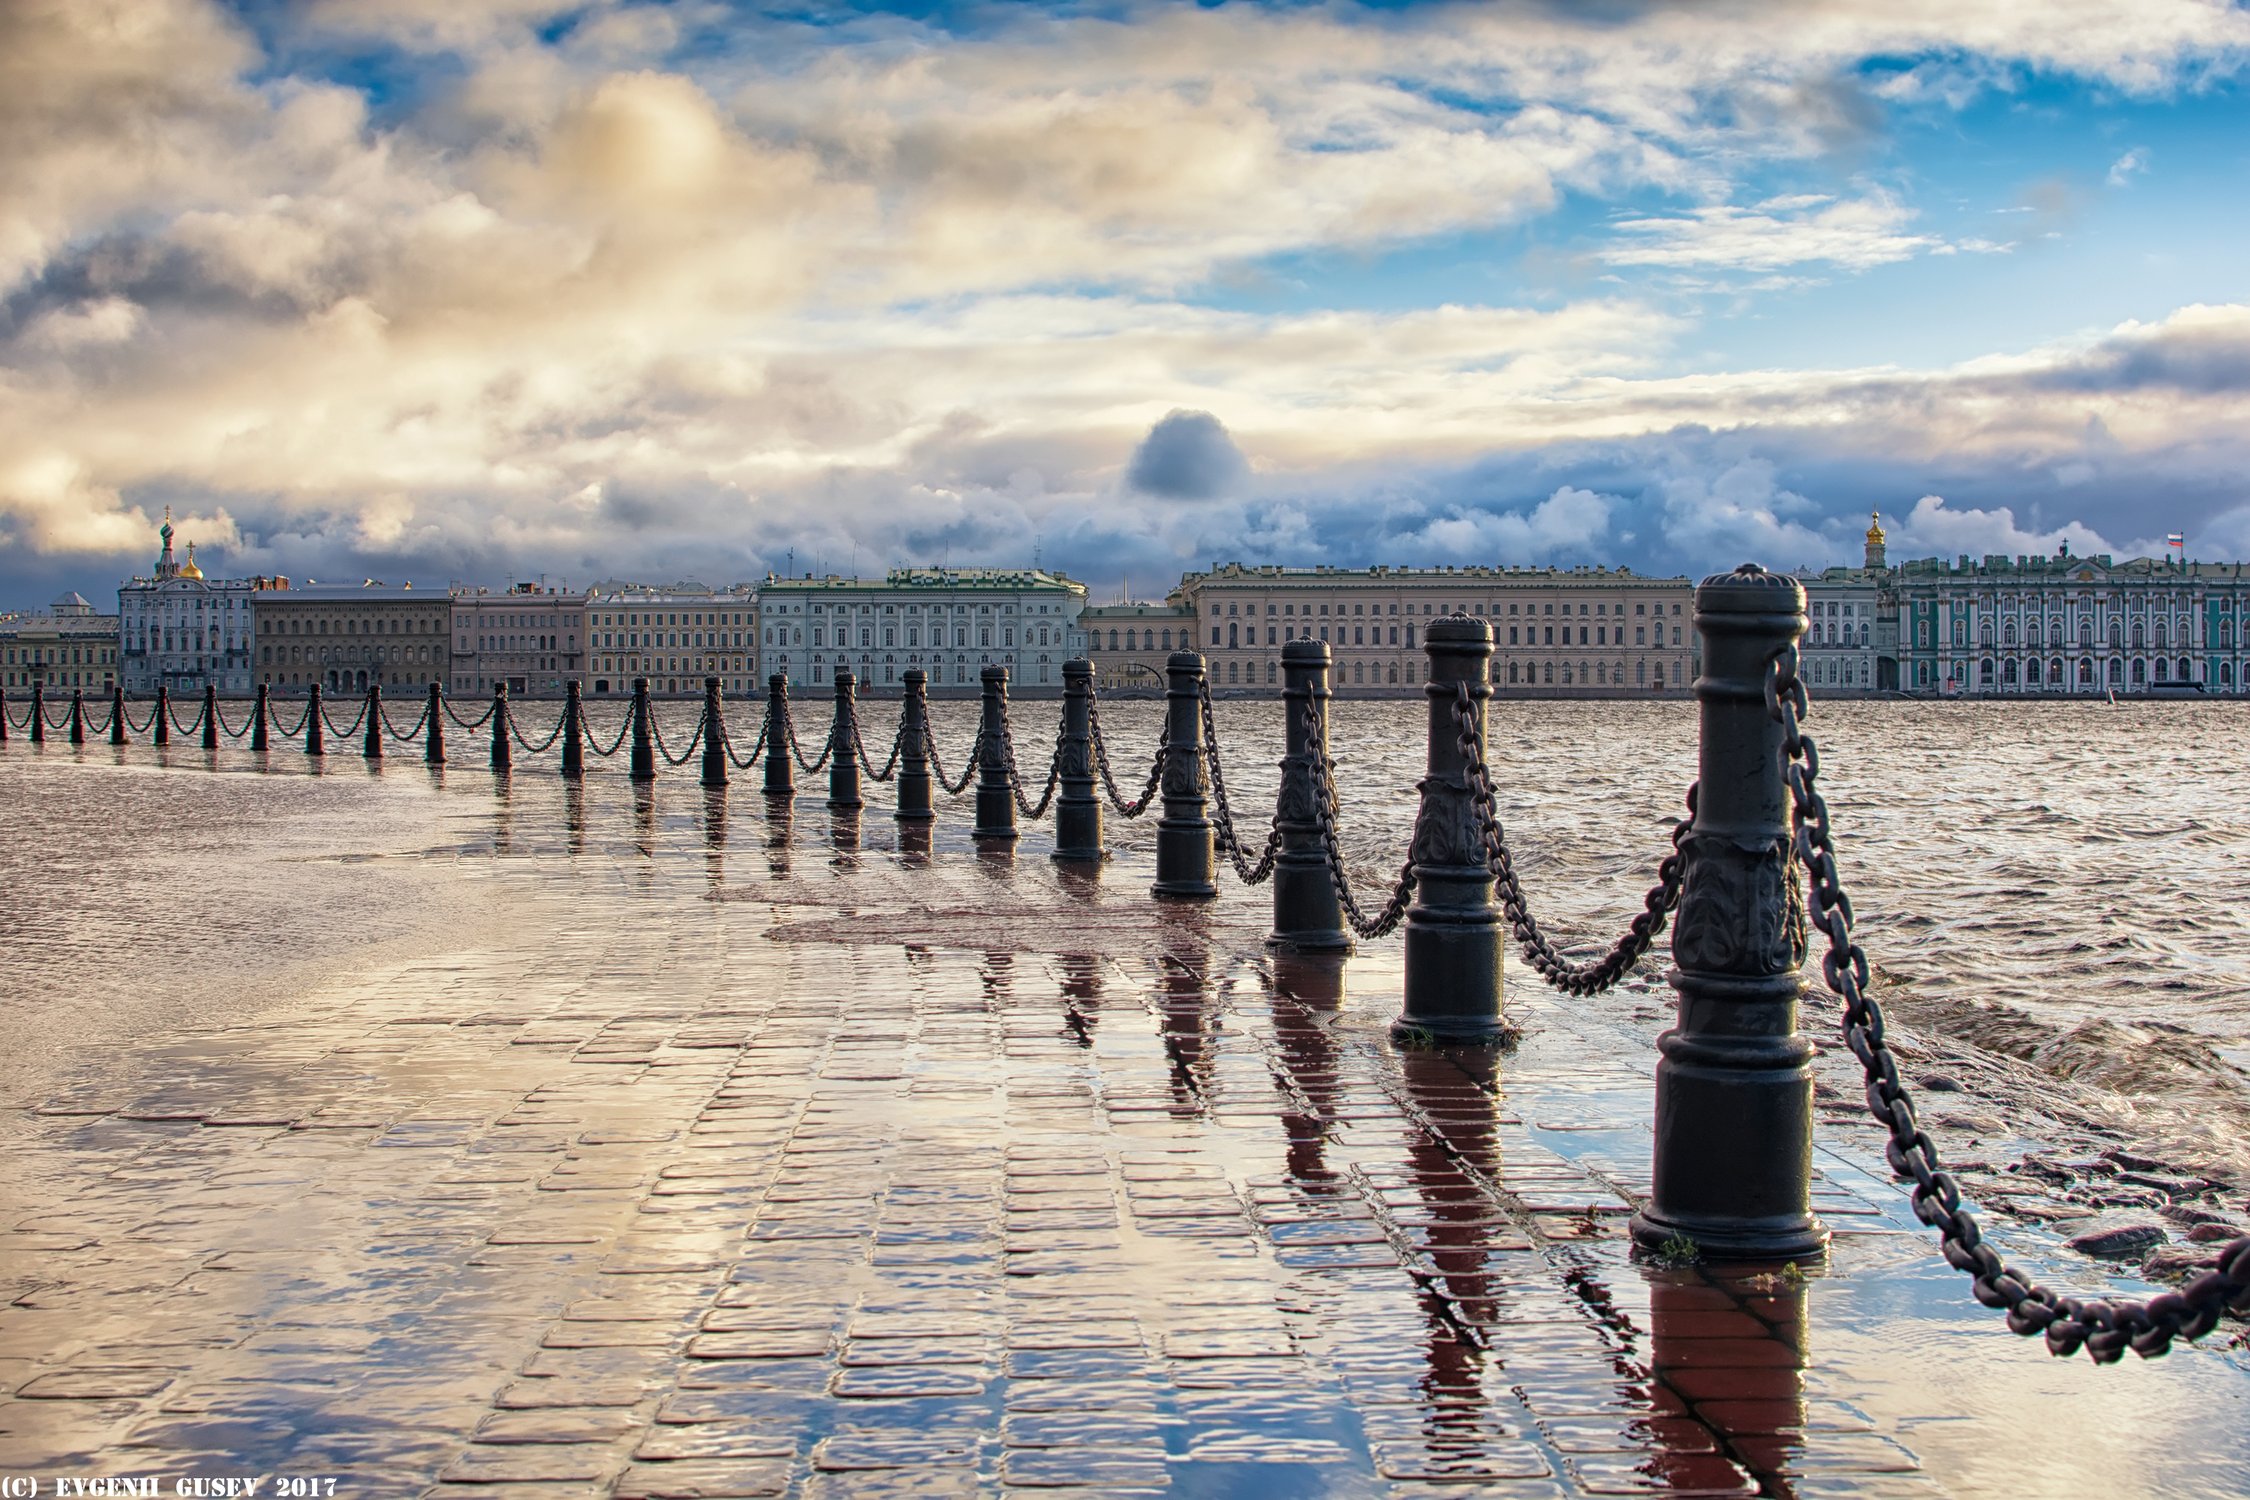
[1394, 616, 1505, 1043]
[973, 665, 1016, 841]
[1153, 651, 1215, 899]
[828, 671, 862, 810]
[364, 684, 382, 760]
[1052, 659, 1103, 861]
[111, 685, 128, 746]
[0, 685, 9, 744]
[895, 669, 934, 823]
[68, 689, 84, 745]
[1629, 564, 1828, 1261]
[202, 685, 218, 750]
[252, 684, 269, 752]
[630, 678, 655, 781]
[303, 684, 322, 756]
[489, 683, 509, 772]
[560, 682, 583, 780]
[425, 683, 444, 764]
[1270, 639, 1350, 952]
[763, 675, 794, 796]
[28, 683, 43, 745]
[154, 685, 171, 747]
[701, 677, 727, 789]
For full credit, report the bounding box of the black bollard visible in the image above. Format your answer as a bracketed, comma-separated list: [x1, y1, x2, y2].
[112, 685, 128, 747]
[363, 684, 382, 760]
[1270, 639, 1350, 952]
[763, 675, 794, 796]
[489, 683, 509, 772]
[972, 665, 1016, 841]
[561, 682, 583, 780]
[1152, 651, 1215, 898]
[154, 685, 171, 749]
[895, 669, 933, 823]
[1394, 616, 1505, 1044]
[828, 671, 862, 811]
[630, 678, 654, 782]
[68, 689, 85, 745]
[303, 684, 321, 756]
[1630, 564, 1828, 1262]
[700, 677, 726, 789]
[202, 685, 219, 750]
[424, 683, 444, 764]
[252, 684, 269, 752]
[0, 685, 8, 744]
[1052, 659, 1103, 861]
[30, 683, 44, 744]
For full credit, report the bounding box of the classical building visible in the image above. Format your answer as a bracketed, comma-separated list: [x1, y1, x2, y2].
[0, 593, 119, 694]
[117, 511, 266, 695]
[1795, 514, 1894, 695]
[1893, 544, 2248, 696]
[252, 583, 450, 696]
[450, 584, 588, 698]
[758, 568, 1087, 697]
[1171, 563, 1697, 697]
[584, 585, 756, 698]
[1081, 602, 1197, 693]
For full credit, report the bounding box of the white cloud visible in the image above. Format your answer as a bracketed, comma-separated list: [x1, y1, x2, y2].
[1604, 191, 1944, 272]
[2107, 146, 2152, 186]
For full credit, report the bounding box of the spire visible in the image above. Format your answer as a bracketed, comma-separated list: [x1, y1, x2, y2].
[157, 506, 177, 579]
[1863, 510, 1887, 571]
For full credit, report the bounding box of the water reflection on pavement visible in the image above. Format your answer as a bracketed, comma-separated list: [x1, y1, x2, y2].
[0, 707, 2246, 1499]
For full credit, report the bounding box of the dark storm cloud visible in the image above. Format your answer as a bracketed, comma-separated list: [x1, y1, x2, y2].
[1126, 410, 1249, 501]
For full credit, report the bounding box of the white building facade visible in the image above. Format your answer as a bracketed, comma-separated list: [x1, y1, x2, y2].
[117, 513, 263, 695]
[759, 569, 1087, 697]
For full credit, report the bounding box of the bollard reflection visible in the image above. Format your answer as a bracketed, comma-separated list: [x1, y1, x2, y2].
[896, 818, 932, 863]
[1644, 1266, 1810, 1497]
[631, 781, 656, 860]
[703, 785, 728, 889]
[1154, 916, 1215, 1114]
[490, 771, 515, 855]
[1056, 951, 1104, 1045]
[1269, 952, 1347, 1183]
[1396, 1044, 1510, 1445]
[830, 808, 862, 859]
[764, 791, 794, 877]
[562, 780, 584, 855]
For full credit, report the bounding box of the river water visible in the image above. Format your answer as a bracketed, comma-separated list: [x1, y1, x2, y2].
[4, 695, 2248, 1180]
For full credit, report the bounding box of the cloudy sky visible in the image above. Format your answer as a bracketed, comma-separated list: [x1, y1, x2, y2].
[5, 0, 2249, 604]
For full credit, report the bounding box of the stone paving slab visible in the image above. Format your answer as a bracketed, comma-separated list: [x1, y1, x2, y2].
[1, 770, 2247, 1500]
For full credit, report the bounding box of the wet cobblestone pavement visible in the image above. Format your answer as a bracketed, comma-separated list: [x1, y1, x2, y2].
[3, 742, 2248, 1498]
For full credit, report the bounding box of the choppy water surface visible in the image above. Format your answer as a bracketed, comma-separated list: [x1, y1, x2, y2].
[4, 696, 2248, 1168]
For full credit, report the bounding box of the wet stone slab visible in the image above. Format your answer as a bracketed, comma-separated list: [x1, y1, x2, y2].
[0, 751, 2246, 1499]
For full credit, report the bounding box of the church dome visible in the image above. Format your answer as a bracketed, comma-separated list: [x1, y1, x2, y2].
[178, 542, 204, 581]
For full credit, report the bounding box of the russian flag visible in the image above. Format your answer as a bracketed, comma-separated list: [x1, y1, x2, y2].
[2167, 532, 2186, 549]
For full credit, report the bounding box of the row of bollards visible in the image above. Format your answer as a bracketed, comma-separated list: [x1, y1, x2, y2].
[5, 566, 1820, 1261]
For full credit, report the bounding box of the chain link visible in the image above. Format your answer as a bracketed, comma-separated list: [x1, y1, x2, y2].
[269, 699, 314, 739]
[318, 698, 369, 739]
[1198, 681, 1279, 884]
[997, 704, 1063, 819]
[170, 696, 211, 739]
[583, 709, 633, 759]
[211, 700, 258, 740]
[649, 707, 704, 766]
[785, 700, 833, 774]
[379, 699, 431, 743]
[1450, 683, 1688, 995]
[1304, 708, 1415, 939]
[1087, 693, 1164, 818]
[444, 699, 497, 731]
[927, 727, 982, 796]
[1770, 645, 2250, 1360]
[855, 714, 904, 782]
[510, 706, 570, 755]
[722, 702, 770, 770]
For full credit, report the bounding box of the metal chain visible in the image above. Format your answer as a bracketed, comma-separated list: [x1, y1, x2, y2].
[855, 714, 904, 783]
[123, 701, 162, 735]
[1198, 680, 1279, 884]
[211, 700, 257, 740]
[444, 699, 497, 731]
[1087, 694, 1164, 818]
[318, 699, 369, 739]
[785, 701, 833, 773]
[1769, 645, 2250, 1361]
[41, 700, 73, 729]
[998, 711, 1063, 820]
[90, 699, 119, 738]
[927, 727, 982, 796]
[584, 710, 633, 759]
[380, 699, 431, 743]
[722, 703, 770, 770]
[510, 707, 569, 755]
[269, 699, 314, 739]
[650, 709, 704, 766]
[1305, 720, 1416, 939]
[1451, 683, 1688, 995]
[169, 697, 210, 738]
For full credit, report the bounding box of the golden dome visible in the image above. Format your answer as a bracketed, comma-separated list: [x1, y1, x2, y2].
[178, 541, 204, 581]
[1865, 510, 1886, 545]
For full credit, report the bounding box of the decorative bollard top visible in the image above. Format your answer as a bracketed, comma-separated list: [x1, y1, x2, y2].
[1424, 613, 1494, 651]
[1280, 637, 1330, 666]
[1063, 658, 1091, 680]
[982, 664, 1008, 684]
[902, 668, 925, 685]
[1698, 563, 1805, 613]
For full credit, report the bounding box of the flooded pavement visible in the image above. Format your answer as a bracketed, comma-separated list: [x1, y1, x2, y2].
[1, 700, 2247, 1499]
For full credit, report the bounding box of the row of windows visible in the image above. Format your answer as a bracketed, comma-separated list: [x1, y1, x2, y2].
[1917, 657, 2221, 688]
[262, 644, 438, 665]
[591, 610, 751, 629]
[3, 646, 116, 665]
[1919, 620, 2235, 648]
[260, 616, 442, 636]
[1200, 657, 1681, 688]
[1206, 623, 1683, 649]
[3, 670, 113, 688]
[765, 626, 1063, 649]
[1207, 599, 1680, 619]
